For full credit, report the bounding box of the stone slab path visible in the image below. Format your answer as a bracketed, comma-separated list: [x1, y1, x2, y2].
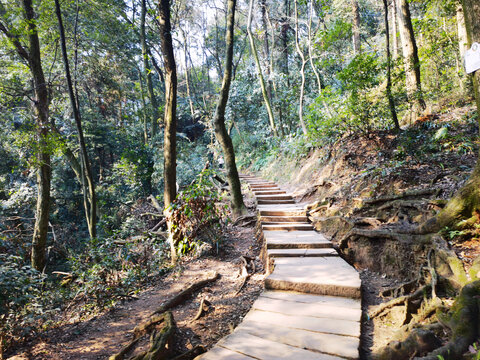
[196, 175, 362, 360]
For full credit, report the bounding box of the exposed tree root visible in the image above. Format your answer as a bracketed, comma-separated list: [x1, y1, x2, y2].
[151, 271, 219, 316]
[191, 297, 211, 322]
[362, 188, 440, 205]
[338, 228, 432, 250]
[170, 345, 206, 360]
[416, 162, 480, 234]
[235, 256, 255, 295]
[375, 281, 480, 360]
[110, 272, 218, 360]
[414, 280, 480, 360]
[131, 311, 175, 360]
[370, 284, 431, 319]
[374, 328, 442, 360]
[110, 311, 175, 360]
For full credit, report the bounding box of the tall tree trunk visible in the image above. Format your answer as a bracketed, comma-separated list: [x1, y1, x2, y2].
[158, 0, 178, 264]
[280, 0, 290, 84]
[417, 0, 480, 234]
[456, 2, 468, 62]
[383, 0, 400, 131]
[259, 0, 272, 102]
[293, 0, 308, 135]
[247, 0, 277, 137]
[137, 67, 149, 143]
[352, 0, 361, 54]
[392, 0, 398, 58]
[213, 0, 246, 219]
[1, 0, 53, 271]
[141, 0, 160, 138]
[55, 0, 97, 239]
[180, 27, 195, 117]
[397, 0, 426, 121]
[307, 0, 333, 119]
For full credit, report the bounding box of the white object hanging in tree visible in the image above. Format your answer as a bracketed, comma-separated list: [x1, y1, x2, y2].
[465, 42, 480, 74]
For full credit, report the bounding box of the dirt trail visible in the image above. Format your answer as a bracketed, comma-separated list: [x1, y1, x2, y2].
[9, 225, 263, 360]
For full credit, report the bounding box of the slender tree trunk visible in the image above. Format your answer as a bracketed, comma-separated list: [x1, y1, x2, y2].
[307, 0, 333, 119]
[213, 0, 246, 219]
[259, 0, 272, 102]
[392, 0, 398, 58]
[247, 0, 277, 137]
[180, 28, 195, 117]
[352, 0, 361, 54]
[141, 0, 160, 138]
[55, 0, 97, 239]
[137, 67, 149, 143]
[10, 0, 52, 271]
[456, 3, 468, 62]
[417, 0, 480, 234]
[397, 0, 426, 121]
[293, 0, 308, 135]
[158, 0, 178, 264]
[383, 0, 400, 131]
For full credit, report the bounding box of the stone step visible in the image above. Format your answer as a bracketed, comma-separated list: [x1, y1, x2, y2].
[236, 321, 359, 360]
[246, 181, 277, 185]
[262, 223, 314, 231]
[256, 194, 293, 201]
[258, 206, 306, 217]
[265, 257, 361, 298]
[257, 199, 296, 205]
[263, 230, 332, 249]
[253, 190, 287, 195]
[211, 330, 342, 360]
[241, 310, 360, 342]
[260, 215, 308, 223]
[267, 248, 338, 258]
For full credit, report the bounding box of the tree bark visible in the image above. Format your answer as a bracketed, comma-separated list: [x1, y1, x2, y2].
[352, 0, 361, 54]
[213, 0, 247, 219]
[54, 0, 97, 239]
[247, 0, 278, 137]
[456, 2, 468, 61]
[293, 0, 308, 135]
[307, 0, 333, 119]
[397, 0, 426, 120]
[158, 0, 178, 264]
[141, 0, 160, 138]
[392, 0, 398, 58]
[180, 27, 195, 117]
[383, 0, 400, 131]
[1, 0, 53, 271]
[417, 0, 480, 234]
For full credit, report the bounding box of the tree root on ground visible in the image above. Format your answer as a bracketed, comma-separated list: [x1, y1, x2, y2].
[375, 281, 480, 360]
[361, 188, 440, 205]
[338, 228, 432, 250]
[110, 272, 218, 360]
[151, 271, 218, 316]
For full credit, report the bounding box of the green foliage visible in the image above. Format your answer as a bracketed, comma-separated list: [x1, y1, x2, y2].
[168, 168, 229, 255]
[68, 235, 168, 311]
[0, 255, 50, 352]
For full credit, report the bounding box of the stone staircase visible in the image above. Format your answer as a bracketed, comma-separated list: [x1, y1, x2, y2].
[196, 175, 362, 360]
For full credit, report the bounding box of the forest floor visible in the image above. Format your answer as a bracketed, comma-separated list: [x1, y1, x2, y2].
[9, 209, 263, 360]
[9, 105, 480, 360]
